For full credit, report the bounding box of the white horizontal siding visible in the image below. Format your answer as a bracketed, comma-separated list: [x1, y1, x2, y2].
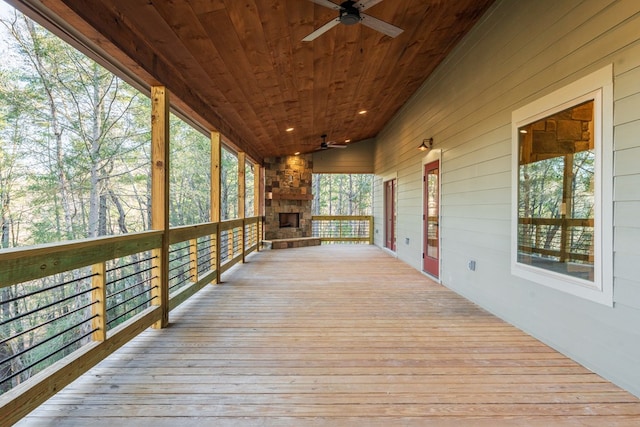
[372, 0, 640, 397]
[312, 138, 374, 173]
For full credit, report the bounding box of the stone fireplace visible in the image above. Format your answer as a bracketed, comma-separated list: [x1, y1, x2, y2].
[264, 154, 313, 240]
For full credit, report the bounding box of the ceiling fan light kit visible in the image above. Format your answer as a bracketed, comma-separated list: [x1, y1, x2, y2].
[339, 2, 361, 25]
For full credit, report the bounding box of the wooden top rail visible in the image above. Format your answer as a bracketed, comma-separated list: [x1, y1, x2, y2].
[219, 218, 246, 232]
[169, 222, 218, 245]
[519, 217, 594, 227]
[0, 231, 163, 289]
[0, 216, 262, 290]
[312, 215, 372, 221]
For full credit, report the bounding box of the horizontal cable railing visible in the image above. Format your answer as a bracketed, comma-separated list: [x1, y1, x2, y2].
[0, 269, 98, 391]
[0, 216, 263, 423]
[518, 217, 594, 263]
[105, 253, 158, 330]
[311, 215, 373, 244]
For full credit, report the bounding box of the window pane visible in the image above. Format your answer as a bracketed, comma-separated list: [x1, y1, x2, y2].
[517, 100, 595, 281]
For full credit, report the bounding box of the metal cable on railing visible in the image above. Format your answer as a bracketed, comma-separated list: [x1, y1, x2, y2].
[0, 286, 98, 326]
[169, 272, 194, 288]
[0, 326, 98, 389]
[106, 293, 158, 327]
[106, 287, 154, 316]
[104, 255, 157, 327]
[0, 272, 98, 307]
[168, 258, 191, 275]
[106, 264, 156, 287]
[106, 255, 156, 273]
[0, 299, 98, 347]
[311, 216, 372, 244]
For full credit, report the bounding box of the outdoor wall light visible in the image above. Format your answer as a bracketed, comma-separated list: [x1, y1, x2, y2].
[418, 137, 433, 152]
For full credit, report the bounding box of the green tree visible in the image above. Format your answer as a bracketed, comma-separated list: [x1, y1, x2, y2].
[221, 148, 238, 220]
[169, 115, 210, 226]
[312, 174, 372, 215]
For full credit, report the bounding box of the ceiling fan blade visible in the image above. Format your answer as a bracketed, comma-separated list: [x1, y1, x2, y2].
[302, 18, 341, 42]
[354, 0, 385, 12]
[360, 13, 404, 38]
[307, 0, 341, 10]
[327, 144, 347, 148]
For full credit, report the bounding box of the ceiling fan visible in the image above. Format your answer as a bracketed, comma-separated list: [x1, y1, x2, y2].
[303, 0, 404, 42]
[315, 134, 347, 151]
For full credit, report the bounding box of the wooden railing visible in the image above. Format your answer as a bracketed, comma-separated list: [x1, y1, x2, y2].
[518, 217, 594, 263]
[0, 216, 263, 425]
[311, 215, 373, 244]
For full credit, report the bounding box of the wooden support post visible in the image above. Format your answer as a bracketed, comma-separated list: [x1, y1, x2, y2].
[211, 131, 222, 284]
[254, 164, 261, 251]
[238, 152, 246, 262]
[91, 261, 107, 342]
[151, 85, 170, 329]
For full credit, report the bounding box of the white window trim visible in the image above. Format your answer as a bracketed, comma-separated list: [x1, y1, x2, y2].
[511, 65, 613, 306]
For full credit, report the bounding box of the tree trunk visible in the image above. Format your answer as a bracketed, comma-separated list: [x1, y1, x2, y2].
[88, 63, 105, 237]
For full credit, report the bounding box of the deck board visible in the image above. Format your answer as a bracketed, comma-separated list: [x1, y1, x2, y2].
[17, 245, 640, 426]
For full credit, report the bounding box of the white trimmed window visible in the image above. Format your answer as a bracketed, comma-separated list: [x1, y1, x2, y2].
[511, 65, 613, 306]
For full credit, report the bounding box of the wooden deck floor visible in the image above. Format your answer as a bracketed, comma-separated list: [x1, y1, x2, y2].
[18, 245, 640, 426]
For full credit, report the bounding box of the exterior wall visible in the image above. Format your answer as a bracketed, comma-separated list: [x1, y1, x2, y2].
[312, 138, 375, 173]
[373, 0, 640, 396]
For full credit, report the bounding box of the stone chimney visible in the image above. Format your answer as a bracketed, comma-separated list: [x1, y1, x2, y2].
[263, 155, 313, 240]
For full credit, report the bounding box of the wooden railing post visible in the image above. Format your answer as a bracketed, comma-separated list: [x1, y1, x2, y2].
[151, 85, 170, 329]
[91, 261, 107, 341]
[189, 238, 198, 282]
[369, 216, 374, 245]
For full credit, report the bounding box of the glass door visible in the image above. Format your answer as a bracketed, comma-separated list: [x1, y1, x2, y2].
[423, 161, 439, 277]
[384, 179, 396, 251]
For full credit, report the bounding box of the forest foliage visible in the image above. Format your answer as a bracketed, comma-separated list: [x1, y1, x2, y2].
[312, 174, 372, 216]
[0, 10, 246, 249]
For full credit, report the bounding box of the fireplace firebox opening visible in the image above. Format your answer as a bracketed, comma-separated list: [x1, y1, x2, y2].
[279, 213, 300, 228]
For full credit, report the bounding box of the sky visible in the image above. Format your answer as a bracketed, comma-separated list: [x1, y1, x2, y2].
[0, 1, 20, 59]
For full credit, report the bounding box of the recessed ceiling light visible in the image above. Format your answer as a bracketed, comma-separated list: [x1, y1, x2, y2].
[519, 129, 527, 134]
[358, 110, 367, 115]
[345, 139, 351, 143]
[286, 127, 294, 132]
[294, 151, 301, 155]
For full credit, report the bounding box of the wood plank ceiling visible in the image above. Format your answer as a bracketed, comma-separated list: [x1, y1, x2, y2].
[19, 0, 495, 163]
